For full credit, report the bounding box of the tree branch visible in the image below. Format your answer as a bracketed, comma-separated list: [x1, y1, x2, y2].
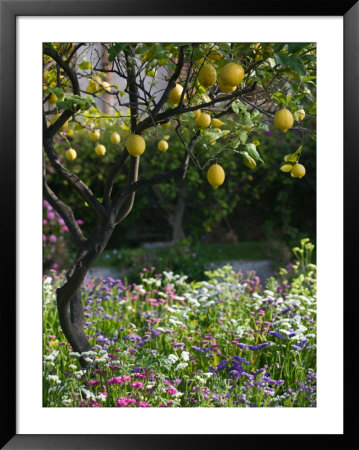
[103, 148, 129, 207]
[43, 132, 107, 220]
[115, 155, 140, 224]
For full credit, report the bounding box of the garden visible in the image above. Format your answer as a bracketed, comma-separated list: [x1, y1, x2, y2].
[43, 42, 316, 408]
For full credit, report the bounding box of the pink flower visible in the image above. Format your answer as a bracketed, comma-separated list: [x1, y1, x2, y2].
[130, 381, 143, 389]
[166, 387, 177, 396]
[122, 375, 131, 382]
[108, 377, 123, 385]
[128, 349, 134, 355]
[61, 226, 69, 232]
[43, 219, 48, 225]
[47, 212, 55, 220]
[49, 235, 57, 243]
[76, 219, 84, 225]
[138, 401, 150, 407]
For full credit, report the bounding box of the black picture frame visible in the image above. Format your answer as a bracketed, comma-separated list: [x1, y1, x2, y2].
[1, 1, 356, 448]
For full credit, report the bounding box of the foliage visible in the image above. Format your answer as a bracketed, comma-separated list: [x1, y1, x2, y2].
[43, 200, 84, 269]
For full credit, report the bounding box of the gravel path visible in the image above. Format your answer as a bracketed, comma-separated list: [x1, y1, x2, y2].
[86, 260, 274, 282]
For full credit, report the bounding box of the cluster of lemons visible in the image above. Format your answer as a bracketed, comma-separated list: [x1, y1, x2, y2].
[273, 107, 306, 179]
[60, 58, 307, 187]
[65, 129, 121, 162]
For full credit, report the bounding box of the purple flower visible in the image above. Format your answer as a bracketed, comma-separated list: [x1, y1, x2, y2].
[49, 235, 57, 243]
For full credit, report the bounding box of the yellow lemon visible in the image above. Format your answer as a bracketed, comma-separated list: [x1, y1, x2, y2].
[51, 113, 68, 132]
[49, 94, 58, 105]
[207, 163, 225, 189]
[65, 148, 77, 161]
[198, 63, 217, 88]
[291, 163, 306, 178]
[243, 154, 257, 169]
[217, 76, 237, 93]
[101, 81, 111, 93]
[161, 121, 171, 128]
[110, 132, 121, 144]
[66, 129, 74, 137]
[169, 84, 185, 104]
[280, 164, 293, 172]
[220, 62, 245, 86]
[193, 109, 201, 120]
[95, 144, 106, 156]
[90, 130, 101, 141]
[195, 112, 211, 128]
[274, 108, 294, 133]
[298, 109, 306, 121]
[207, 51, 222, 61]
[157, 140, 169, 152]
[211, 118, 225, 128]
[126, 134, 146, 157]
[86, 80, 97, 94]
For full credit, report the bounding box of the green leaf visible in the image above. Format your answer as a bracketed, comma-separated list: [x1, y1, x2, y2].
[274, 52, 291, 67]
[78, 60, 92, 70]
[108, 43, 129, 61]
[287, 43, 309, 54]
[287, 55, 307, 76]
[245, 143, 264, 164]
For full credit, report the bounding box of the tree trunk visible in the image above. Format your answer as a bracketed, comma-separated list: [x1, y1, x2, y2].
[172, 183, 186, 242]
[56, 222, 115, 359]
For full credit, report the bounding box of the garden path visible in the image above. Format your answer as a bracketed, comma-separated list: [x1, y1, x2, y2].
[86, 260, 275, 283]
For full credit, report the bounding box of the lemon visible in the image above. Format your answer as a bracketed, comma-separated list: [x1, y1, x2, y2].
[211, 118, 225, 128]
[110, 132, 121, 144]
[298, 109, 306, 121]
[195, 112, 211, 128]
[158, 140, 169, 152]
[291, 163, 306, 178]
[274, 108, 294, 133]
[207, 163, 225, 189]
[66, 129, 74, 137]
[161, 121, 171, 128]
[126, 134, 146, 157]
[198, 63, 217, 88]
[65, 148, 77, 161]
[90, 130, 101, 141]
[217, 77, 237, 93]
[169, 84, 184, 104]
[243, 154, 256, 169]
[101, 81, 111, 93]
[220, 62, 245, 86]
[51, 113, 68, 132]
[193, 109, 201, 120]
[207, 51, 222, 61]
[49, 94, 58, 105]
[280, 164, 293, 172]
[95, 144, 106, 156]
[86, 80, 97, 94]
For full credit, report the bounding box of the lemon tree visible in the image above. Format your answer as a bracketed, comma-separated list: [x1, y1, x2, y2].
[43, 42, 316, 356]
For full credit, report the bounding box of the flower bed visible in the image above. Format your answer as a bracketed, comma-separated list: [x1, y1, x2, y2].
[43, 241, 316, 408]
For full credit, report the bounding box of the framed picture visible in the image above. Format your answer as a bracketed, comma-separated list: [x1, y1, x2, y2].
[1, 0, 355, 448]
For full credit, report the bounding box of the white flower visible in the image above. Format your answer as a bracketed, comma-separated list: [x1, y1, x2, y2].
[81, 388, 95, 400]
[96, 393, 107, 402]
[69, 352, 81, 358]
[47, 374, 61, 384]
[167, 354, 178, 364]
[68, 364, 77, 370]
[203, 372, 214, 378]
[181, 351, 190, 361]
[175, 363, 188, 370]
[75, 370, 85, 379]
